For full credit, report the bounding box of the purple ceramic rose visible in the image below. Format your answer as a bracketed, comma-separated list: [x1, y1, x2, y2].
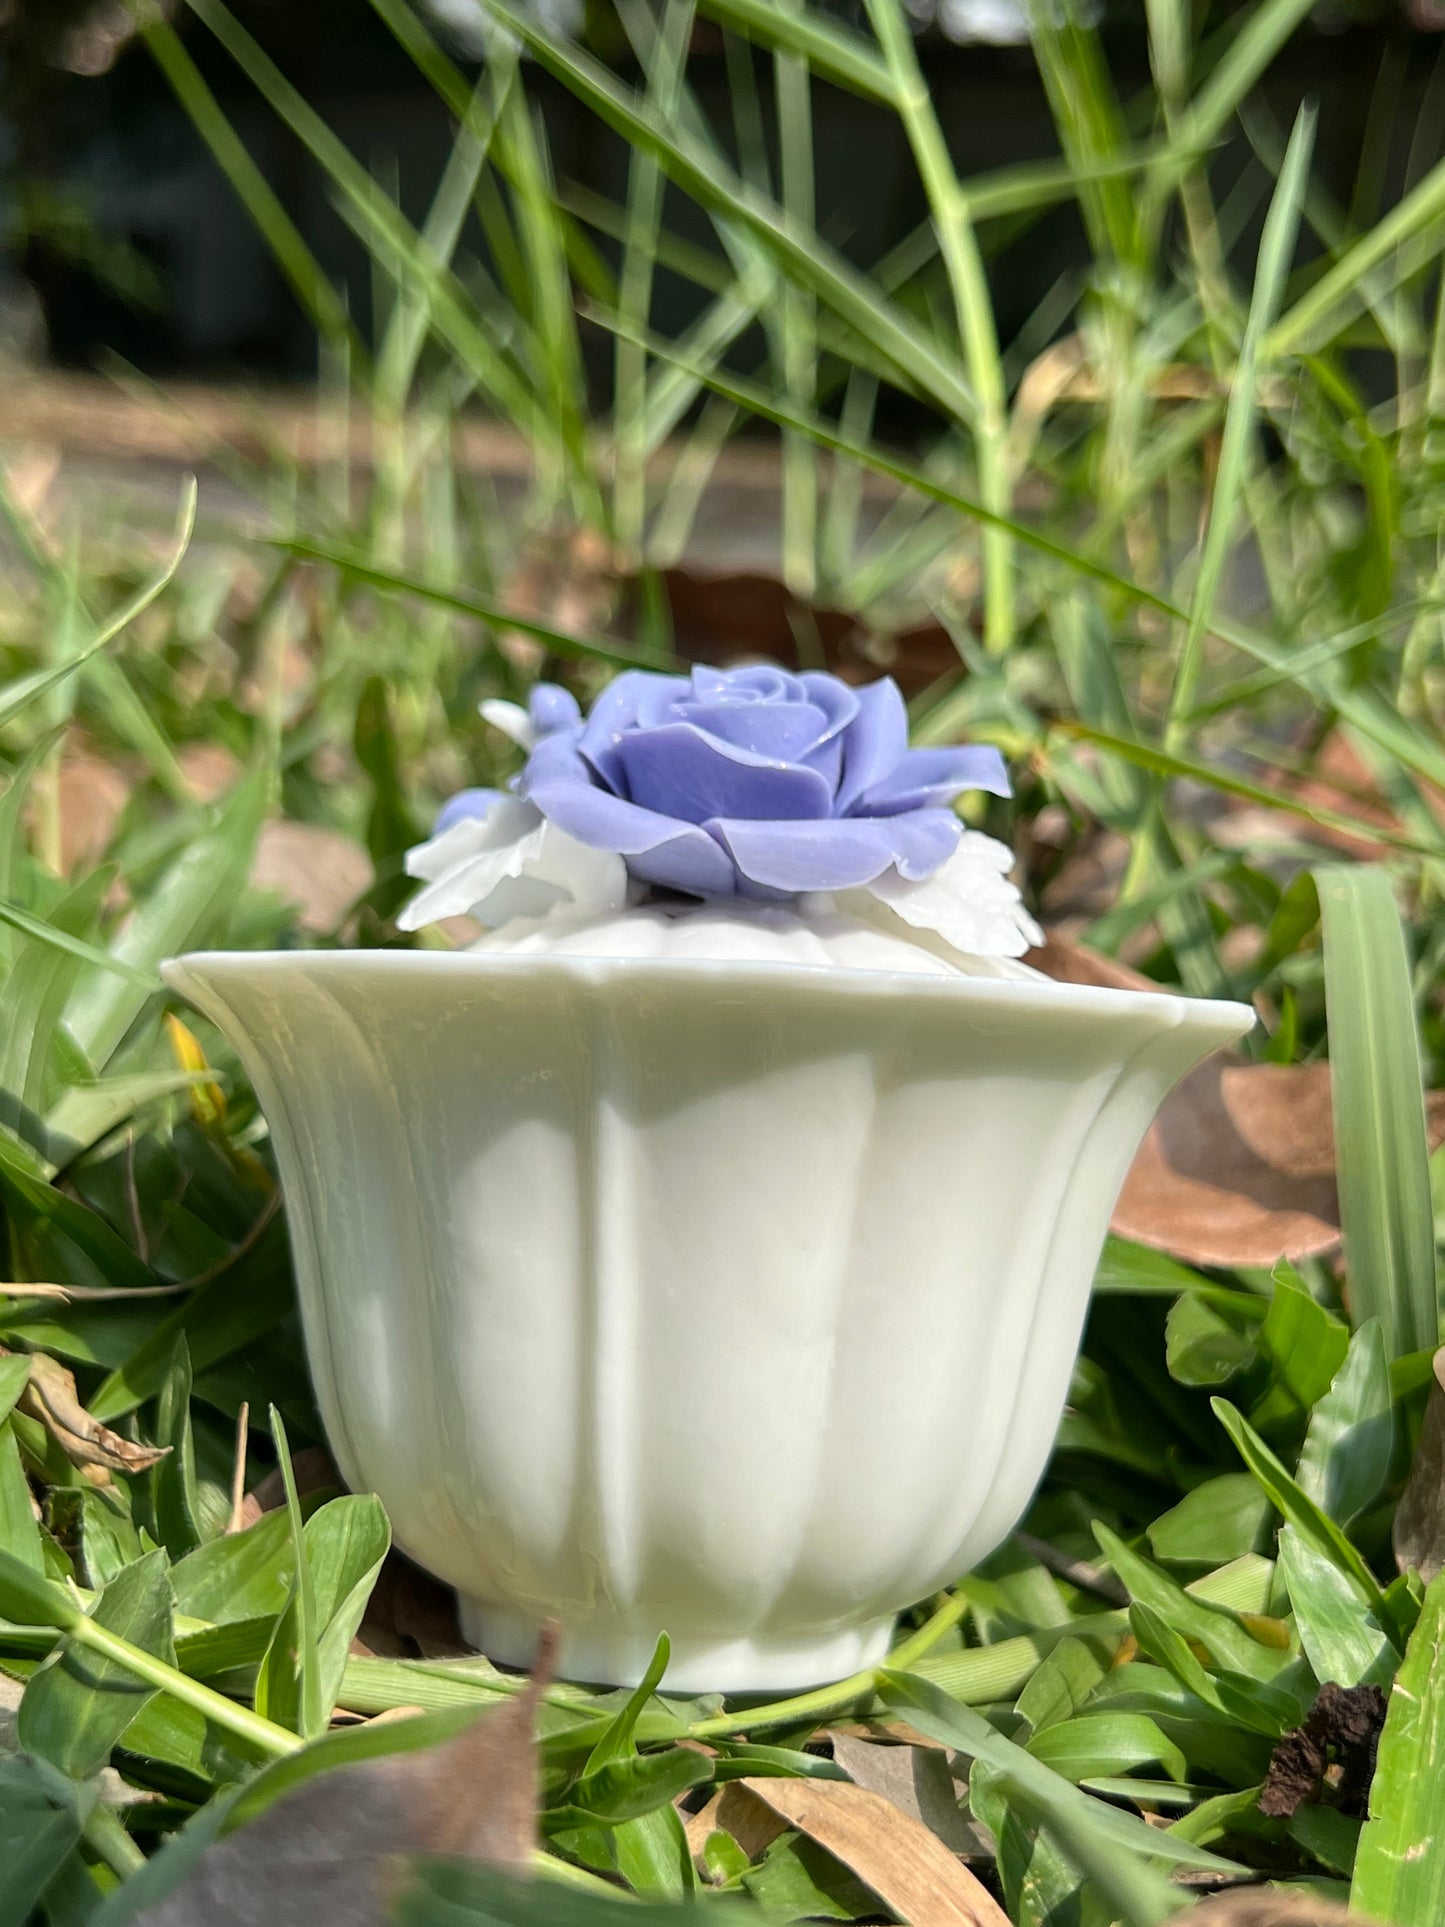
[459, 667, 1007, 898]
[401, 667, 1039, 958]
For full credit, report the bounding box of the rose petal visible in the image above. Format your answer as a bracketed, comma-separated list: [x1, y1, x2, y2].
[615, 722, 835, 825]
[435, 786, 508, 834]
[857, 744, 1012, 814]
[526, 774, 740, 896]
[707, 809, 960, 893]
[578, 671, 690, 790]
[671, 699, 832, 763]
[834, 678, 909, 814]
[866, 831, 1042, 958]
[529, 683, 581, 736]
[479, 701, 535, 751]
[398, 800, 627, 930]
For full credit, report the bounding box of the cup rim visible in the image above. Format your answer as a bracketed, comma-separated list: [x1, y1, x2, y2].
[162, 947, 1256, 1044]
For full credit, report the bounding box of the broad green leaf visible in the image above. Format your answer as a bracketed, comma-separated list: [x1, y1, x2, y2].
[1352, 1569, 1445, 1921]
[19, 1550, 174, 1779]
[579, 1635, 695, 1900]
[0, 1544, 82, 1630]
[1164, 1292, 1258, 1386]
[743, 1832, 884, 1921]
[257, 1489, 389, 1740]
[1127, 1604, 1304, 1739]
[402, 1858, 756, 1923]
[877, 1670, 1244, 1879]
[0, 1132, 155, 1297]
[0, 1420, 45, 1572]
[1277, 1527, 1395, 1689]
[225, 1702, 485, 1830]
[1094, 1524, 1285, 1682]
[554, 1749, 714, 1829]
[1212, 1399, 1390, 1617]
[1289, 1804, 1361, 1879]
[1148, 1476, 1273, 1568]
[1027, 1712, 1189, 1786]
[0, 1753, 96, 1923]
[0, 1356, 31, 1426]
[170, 1509, 294, 1624]
[1015, 1636, 1107, 1736]
[1250, 1267, 1350, 1423]
[1317, 865, 1438, 1359]
[147, 1339, 227, 1557]
[1295, 1321, 1394, 1526]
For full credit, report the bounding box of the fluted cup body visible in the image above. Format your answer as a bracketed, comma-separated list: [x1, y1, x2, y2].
[163, 950, 1251, 1691]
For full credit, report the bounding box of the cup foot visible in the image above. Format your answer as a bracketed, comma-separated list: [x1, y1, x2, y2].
[457, 1599, 897, 1694]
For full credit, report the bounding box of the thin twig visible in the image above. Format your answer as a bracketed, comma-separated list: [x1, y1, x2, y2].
[123, 1131, 149, 1263]
[0, 1188, 283, 1309]
[0, 1281, 195, 1302]
[1015, 1531, 1130, 1606]
[228, 1401, 250, 1535]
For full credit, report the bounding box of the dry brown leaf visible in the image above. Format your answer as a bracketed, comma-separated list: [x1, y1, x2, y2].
[129, 1628, 555, 1926]
[251, 821, 373, 934]
[1025, 932, 1158, 995]
[1032, 935, 1445, 1268]
[1394, 1345, 1445, 1583]
[1114, 1062, 1445, 1269]
[685, 1782, 790, 1864]
[1171, 1892, 1356, 1925]
[178, 743, 244, 804]
[56, 752, 130, 873]
[739, 1775, 1011, 1927]
[237, 1444, 341, 1528]
[830, 1735, 991, 1859]
[358, 1552, 470, 1660]
[9, 1349, 168, 1483]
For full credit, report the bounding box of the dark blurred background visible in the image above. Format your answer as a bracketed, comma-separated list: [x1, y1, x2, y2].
[3, 0, 1443, 389]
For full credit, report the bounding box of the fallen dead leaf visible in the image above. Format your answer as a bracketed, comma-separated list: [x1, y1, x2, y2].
[1028, 936, 1445, 1268]
[251, 821, 373, 934]
[1114, 1060, 1445, 1269]
[178, 743, 244, 804]
[1171, 1892, 1356, 1925]
[237, 1445, 342, 1528]
[7, 1349, 168, 1484]
[830, 1735, 990, 1859]
[1025, 932, 1158, 995]
[739, 1775, 1011, 1927]
[685, 1782, 790, 1865]
[1393, 1345, 1445, 1583]
[131, 1628, 555, 1926]
[659, 566, 964, 694]
[56, 751, 131, 873]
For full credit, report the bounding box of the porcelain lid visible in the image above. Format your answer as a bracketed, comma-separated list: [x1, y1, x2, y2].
[465, 900, 1042, 979]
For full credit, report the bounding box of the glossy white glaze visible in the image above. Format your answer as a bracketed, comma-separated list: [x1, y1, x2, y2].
[163, 937, 1252, 1691]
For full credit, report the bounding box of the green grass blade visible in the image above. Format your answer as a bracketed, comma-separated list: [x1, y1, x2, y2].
[1165, 103, 1314, 745]
[863, 0, 1011, 648]
[0, 478, 197, 733]
[141, 17, 360, 362]
[1316, 865, 1438, 1359]
[475, 0, 979, 427]
[1351, 1569, 1445, 1922]
[270, 534, 671, 669]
